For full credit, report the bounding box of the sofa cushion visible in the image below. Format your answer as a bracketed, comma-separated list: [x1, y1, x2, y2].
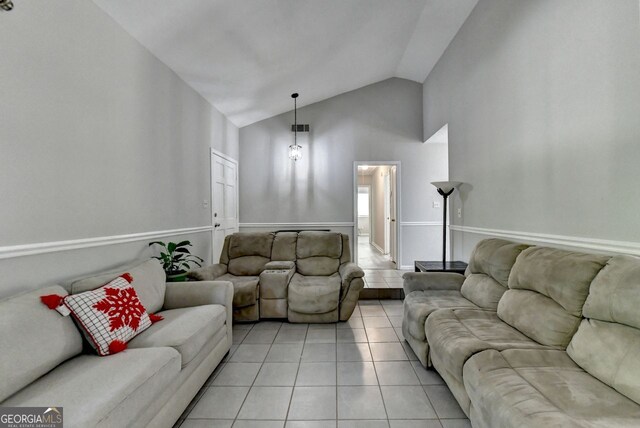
[128, 305, 226, 368]
[225, 233, 274, 276]
[566, 255, 640, 406]
[288, 273, 341, 314]
[568, 319, 640, 406]
[216, 274, 259, 308]
[70, 259, 166, 313]
[498, 246, 608, 347]
[296, 232, 342, 276]
[272, 232, 298, 261]
[426, 308, 555, 390]
[582, 255, 640, 329]
[228, 232, 274, 259]
[459, 239, 528, 310]
[467, 239, 530, 287]
[464, 348, 640, 428]
[498, 290, 583, 348]
[403, 290, 478, 341]
[340, 234, 352, 264]
[2, 347, 181, 428]
[297, 257, 341, 276]
[460, 274, 506, 310]
[297, 231, 342, 258]
[0, 285, 83, 403]
[228, 256, 271, 276]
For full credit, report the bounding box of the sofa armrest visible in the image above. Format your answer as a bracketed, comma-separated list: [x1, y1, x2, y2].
[339, 262, 364, 284]
[164, 280, 233, 309]
[402, 272, 465, 295]
[187, 263, 227, 281]
[265, 261, 296, 270]
[164, 281, 233, 346]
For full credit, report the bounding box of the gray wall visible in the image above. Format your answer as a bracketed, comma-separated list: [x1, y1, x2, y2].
[239, 78, 449, 268]
[0, 1, 238, 297]
[423, 0, 640, 260]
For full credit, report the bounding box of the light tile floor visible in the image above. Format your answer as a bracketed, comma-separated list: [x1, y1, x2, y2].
[361, 269, 411, 289]
[174, 300, 470, 428]
[357, 237, 396, 270]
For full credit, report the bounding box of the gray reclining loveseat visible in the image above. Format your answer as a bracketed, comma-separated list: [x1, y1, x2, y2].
[189, 231, 365, 323]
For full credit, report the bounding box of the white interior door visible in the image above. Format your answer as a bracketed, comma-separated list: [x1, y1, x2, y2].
[383, 173, 391, 255]
[211, 150, 239, 264]
[389, 167, 397, 263]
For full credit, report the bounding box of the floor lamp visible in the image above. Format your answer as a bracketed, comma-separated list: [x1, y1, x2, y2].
[431, 181, 461, 266]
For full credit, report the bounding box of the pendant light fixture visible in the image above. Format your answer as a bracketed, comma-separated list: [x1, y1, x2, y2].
[289, 93, 302, 161]
[0, 0, 14, 11]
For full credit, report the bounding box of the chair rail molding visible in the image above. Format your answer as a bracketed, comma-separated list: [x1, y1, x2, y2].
[239, 222, 355, 228]
[451, 225, 640, 256]
[400, 221, 442, 227]
[0, 226, 213, 260]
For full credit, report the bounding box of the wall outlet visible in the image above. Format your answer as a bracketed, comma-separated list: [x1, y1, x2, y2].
[433, 200, 440, 208]
[457, 208, 462, 218]
[203, 200, 209, 209]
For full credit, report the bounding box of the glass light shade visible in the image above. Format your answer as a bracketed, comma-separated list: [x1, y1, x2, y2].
[289, 144, 302, 161]
[431, 181, 461, 193]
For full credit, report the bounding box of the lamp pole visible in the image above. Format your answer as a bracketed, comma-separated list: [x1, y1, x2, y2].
[431, 181, 461, 267]
[438, 187, 454, 266]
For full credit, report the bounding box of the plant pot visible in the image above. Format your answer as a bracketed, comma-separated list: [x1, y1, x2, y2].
[166, 270, 188, 282]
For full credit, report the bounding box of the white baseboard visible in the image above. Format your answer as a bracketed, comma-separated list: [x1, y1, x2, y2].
[450, 225, 640, 256]
[0, 226, 213, 260]
[370, 241, 385, 254]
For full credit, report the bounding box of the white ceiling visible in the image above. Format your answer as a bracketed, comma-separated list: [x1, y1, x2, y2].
[92, 0, 477, 127]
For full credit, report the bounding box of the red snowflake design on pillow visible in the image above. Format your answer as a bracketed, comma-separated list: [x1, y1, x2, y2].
[93, 286, 147, 332]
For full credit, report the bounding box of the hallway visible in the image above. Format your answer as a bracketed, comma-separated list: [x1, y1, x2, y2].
[357, 236, 395, 270]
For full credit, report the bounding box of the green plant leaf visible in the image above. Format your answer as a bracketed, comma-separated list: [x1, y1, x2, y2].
[167, 242, 177, 253]
[148, 241, 167, 248]
[175, 240, 192, 248]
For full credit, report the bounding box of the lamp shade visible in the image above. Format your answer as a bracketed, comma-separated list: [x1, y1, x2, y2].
[431, 181, 461, 193]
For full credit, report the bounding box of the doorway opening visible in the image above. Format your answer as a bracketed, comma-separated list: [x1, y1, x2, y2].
[354, 162, 400, 271]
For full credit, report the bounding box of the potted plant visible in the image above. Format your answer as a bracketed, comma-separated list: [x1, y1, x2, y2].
[148, 240, 204, 282]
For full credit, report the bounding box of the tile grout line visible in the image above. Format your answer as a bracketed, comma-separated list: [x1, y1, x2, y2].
[233, 322, 282, 424]
[283, 323, 308, 423]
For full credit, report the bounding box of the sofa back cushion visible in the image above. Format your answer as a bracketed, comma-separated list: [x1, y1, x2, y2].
[567, 255, 640, 405]
[498, 246, 608, 347]
[272, 232, 298, 261]
[0, 285, 83, 402]
[340, 234, 351, 264]
[227, 233, 274, 276]
[460, 239, 529, 309]
[70, 259, 166, 313]
[296, 231, 342, 276]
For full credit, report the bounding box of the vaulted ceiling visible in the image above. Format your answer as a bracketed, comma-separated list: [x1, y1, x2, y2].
[92, 0, 477, 127]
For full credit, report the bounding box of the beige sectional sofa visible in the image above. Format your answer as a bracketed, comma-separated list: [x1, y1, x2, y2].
[189, 231, 365, 323]
[0, 259, 233, 428]
[403, 238, 640, 427]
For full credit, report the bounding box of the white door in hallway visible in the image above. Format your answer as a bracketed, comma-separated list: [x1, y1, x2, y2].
[211, 150, 238, 264]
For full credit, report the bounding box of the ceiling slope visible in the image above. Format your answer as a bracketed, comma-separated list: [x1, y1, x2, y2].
[92, 0, 476, 127]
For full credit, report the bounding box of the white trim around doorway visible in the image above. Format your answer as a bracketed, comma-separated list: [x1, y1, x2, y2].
[353, 161, 402, 270]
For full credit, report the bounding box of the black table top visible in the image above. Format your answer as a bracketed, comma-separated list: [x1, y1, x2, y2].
[414, 261, 468, 272]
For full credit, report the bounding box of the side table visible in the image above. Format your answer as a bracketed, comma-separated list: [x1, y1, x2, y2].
[414, 261, 468, 274]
